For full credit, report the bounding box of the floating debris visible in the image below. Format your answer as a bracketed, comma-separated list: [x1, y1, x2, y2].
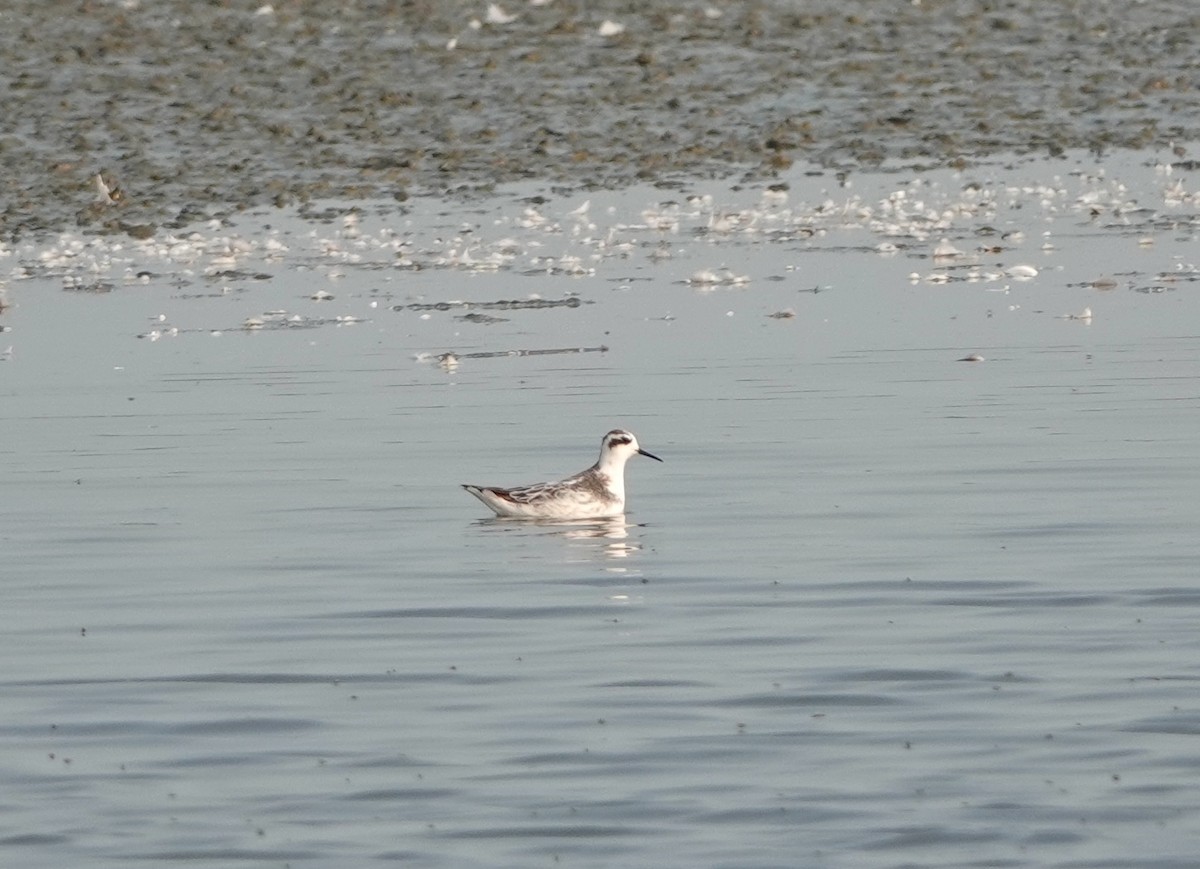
[932, 238, 965, 259]
[463, 345, 607, 360]
[207, 269, 272, 282]
[137, 326, 179, 341]
[1060, 307, 1093, 322]
[232, 311, 367, 332]
[417, 345, 608, 366]
[395, 296, 586, 313]
[525, 254, 594, 276]
[62, 278, 115, 294]
[686, 268, 749, 287]
[15, 158, 1198, 366]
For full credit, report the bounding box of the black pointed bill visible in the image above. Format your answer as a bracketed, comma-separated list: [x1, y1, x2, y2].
[637, 448, 663, 462]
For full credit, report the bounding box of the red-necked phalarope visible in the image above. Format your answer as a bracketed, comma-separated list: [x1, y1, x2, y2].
[463, 429, 663, 520]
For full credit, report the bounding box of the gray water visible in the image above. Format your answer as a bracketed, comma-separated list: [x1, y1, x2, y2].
[3, 155, 1200, 867]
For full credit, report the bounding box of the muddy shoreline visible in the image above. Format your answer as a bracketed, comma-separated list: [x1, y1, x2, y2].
[2, 0, 1197, 240]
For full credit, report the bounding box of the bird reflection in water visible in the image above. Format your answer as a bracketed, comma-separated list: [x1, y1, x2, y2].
[472, 515, 645, 560]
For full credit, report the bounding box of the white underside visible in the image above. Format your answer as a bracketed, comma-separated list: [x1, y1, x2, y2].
[465, 485, 625, 520]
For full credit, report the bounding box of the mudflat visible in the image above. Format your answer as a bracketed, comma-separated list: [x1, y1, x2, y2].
[3, 0, 1197, 238]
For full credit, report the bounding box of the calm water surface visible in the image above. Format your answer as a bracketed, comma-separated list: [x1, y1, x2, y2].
[3, 155, 1200, 867]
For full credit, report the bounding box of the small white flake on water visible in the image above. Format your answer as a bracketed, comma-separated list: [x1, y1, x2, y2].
[932, 238, 965, 259]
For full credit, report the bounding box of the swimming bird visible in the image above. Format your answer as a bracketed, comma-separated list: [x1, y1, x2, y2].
[463, 429, 662, 520]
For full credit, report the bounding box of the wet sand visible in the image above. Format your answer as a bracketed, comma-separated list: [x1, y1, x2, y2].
[2, 0, 1198, 239]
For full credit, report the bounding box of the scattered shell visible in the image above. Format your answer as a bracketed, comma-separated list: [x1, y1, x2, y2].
[485, 4, 517, 25]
